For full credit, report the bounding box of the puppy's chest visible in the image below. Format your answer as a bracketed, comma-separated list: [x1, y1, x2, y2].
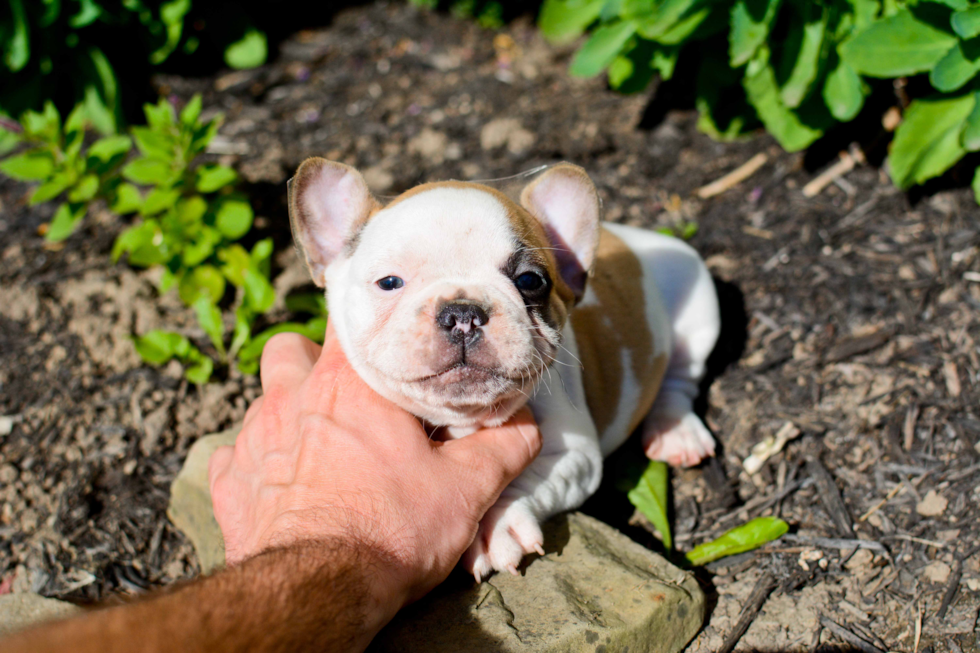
[568, 228, 670, 441]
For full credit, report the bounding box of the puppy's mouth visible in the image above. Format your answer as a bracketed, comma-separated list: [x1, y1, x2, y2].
[414, 363, 515, 385]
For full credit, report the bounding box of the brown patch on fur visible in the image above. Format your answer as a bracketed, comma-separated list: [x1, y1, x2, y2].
[571, 228, 668, 439]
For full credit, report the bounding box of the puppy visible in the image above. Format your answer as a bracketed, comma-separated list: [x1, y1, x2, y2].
[288, 160, 720, 580]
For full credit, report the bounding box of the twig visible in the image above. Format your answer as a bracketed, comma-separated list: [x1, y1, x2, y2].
[937, 545, 980, 621]
[819, 615, 887, 653]
[696, 153, 768, 199]
[718, 571, 778, 653]
[807, 458, 853, 536]
[803, 151, 856, 198]
[783, 534, 886, 551]
[884, 534, 946, 549]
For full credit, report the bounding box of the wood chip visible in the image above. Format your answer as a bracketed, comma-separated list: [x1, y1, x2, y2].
[696, 152, 768, 199]
[943, 360, 962, 398]
[803, 152, 856, 198]
[824, 329, 892, 363]
[915, 490, 948, 517]
[820, 615, 886, 653]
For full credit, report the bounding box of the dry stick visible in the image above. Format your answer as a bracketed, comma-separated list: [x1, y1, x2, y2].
[695, 153, 768, 199]
[819, 615, 887, 653]
[807, 458, 854, 537]
[938, 545, 980, 621]
[802, 152, 856, 197]
[718, 571, 778, 653]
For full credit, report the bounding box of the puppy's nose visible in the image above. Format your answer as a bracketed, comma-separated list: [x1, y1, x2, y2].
[436, 302, 489, 346]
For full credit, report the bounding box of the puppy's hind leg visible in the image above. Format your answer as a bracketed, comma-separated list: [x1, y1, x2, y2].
[642, 241, 720, 467]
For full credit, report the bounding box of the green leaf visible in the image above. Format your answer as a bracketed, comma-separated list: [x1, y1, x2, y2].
[182, 226, 221, 267]
[229, 306, 253, 359]
[177, 195, 208, 225]
[539, 0, 605, 42]
[218, 245, 251, 286]
[890, 93, 976, 189]
[609, 55, 635, 89]
[83, 47, 120, 135]
[961, 91, 980, 149]
[196, 165, 238, 193]
[224, 28, 268, 69]
[237, 318, 328, 374]
[69, 0, 102, 27]
[30, 170, 76, 205]
[952, 6, 980, 38]
[840, 8, 957, 77]
[778, 7, 828, 108]
[930, 38, 980, 91]
[178, 265, 227, 306]
[627, 460, 672, 549]
[5, 0, 30, 72]
[122, 158, 175, 186]
[657, 5, 716, 44]
[190, 117, 222, 156]
[21, 102, 61, 143]
[131, 127, 174, 160]
[46, 203, 86, 242]
[141, 187, 180, 216]
[183, 353, 213, 385]
[243, 268, 275, 313]
[0, 151, 54, 181]
[695, 50, 754, 140]
[150, 0, 191, 64]
[685, 517, 789, 566]
[144, 99, 175, 132]
[215, 199, 253, 239]
[972, 166, 980, 202]
[88, 135, 133, 163]
[637, 0, 699, 40]
[823, 59, 866, 121]
[651, 45, 680, 79]
[113, 221, 159, 263]
[133, 330, 190, 365]
[729, 0, 782, 67]
[111, 183, 143, 214]
[569, 20, 639, 77]
[180, 95, 203, 126]
[67, 174, 99, 203]
[250, 238, 273, 274]
[743, 49, 824, 151]
[193, 296, 226, 356]
[285, 292, 328, 316]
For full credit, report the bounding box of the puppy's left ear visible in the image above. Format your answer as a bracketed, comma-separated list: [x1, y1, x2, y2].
[288, 157, 378, 287]
[520, 163, 601, 299]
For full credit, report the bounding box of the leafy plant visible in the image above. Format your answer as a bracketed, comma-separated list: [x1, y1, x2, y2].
[0, 95, 324, 384]
[409, 0, 506, 28]
[540, 0, 980, 204]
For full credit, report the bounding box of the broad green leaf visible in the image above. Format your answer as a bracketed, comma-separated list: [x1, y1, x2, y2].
[141, 187, 180, 216]
[685, 517, 789, 566]
[196, 165, 238, 193]
[111, 183, 143, 214]
[67, 174, 99, 203]
[5, 0, 29, 72]
[177, 195, 208, 225]
[224, 28, 268, 69]
[81, 84, 117, 137]
[65, 104, 90, 136]
[743, 49, 823, 151]
[21, 102, 61, 143]
[215, 199, 253, 239]
[729, 0, 782, 67]
[218, 245, 251, 286]
[179, 265, 227, 305]
[31, 171, 76, 205]
[250, 238, 274, 267]
[823, 59, 867, 121]
[88, 135, 133, 163]
[183, 353, 214, 385]
[609, 55, 636, 88]
[778, 7, 828, 108]
[850, 0, 881, 30]
[952, 6, 980, 38]
[122, 158, 175, 186]
[180, 95, 203, 126]
[133, 330, 190, 365]
[657, 5, 715, 44]
[930, 39, 980, 91]
[569, 20, 639, 77]
[46, 203, 86, 242]
[193, 296, 226, 356]
[244, 268, 275, 313]
[132, 127, 174, 160]
[935, 0, 970, 11]
[889, 93, 976, 189]
[0, 151, 54, 181]
[113, 221, 160, 263]
[961, 91, 980, 149]
[637, 0, 699, 40]
[972, 166, 980, 202]
[628, 460, 672, 549]
[160, 268, 179, 294]
[144, 99, 175, 132]
[651, 45, 680, 79]
[182, 226, 221, 267]
[539, 0, 605, 42]
[83, 47, 119, 135]
[840, 8, 957, 77]
[150, 0, 191, 64]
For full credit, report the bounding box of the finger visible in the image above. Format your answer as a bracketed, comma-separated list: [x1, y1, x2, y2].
[443, 407, 542, 499]
[242, 395, 264, 427]
[208, 445, 235, 498]
[259, 332, 320, 393]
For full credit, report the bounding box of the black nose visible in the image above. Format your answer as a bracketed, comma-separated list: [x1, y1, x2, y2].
[436, 302, 489, 346]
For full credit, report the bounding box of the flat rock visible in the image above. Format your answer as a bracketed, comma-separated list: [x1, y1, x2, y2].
[167, 427, 240, 575]
[170, 432, 704, 652]
[0, 593, 82, 638]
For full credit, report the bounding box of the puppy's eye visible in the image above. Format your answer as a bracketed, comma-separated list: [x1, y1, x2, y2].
[377, 276, 404, 291]
[515, 272, 546, 292]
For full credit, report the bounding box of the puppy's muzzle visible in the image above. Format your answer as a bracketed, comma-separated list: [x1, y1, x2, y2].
[436, 301, 489, 347]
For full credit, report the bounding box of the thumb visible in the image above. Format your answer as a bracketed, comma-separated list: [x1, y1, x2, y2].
[442, 407, 542, 506]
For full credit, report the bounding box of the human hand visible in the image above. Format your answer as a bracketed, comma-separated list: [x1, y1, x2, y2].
[207, 322, 542, 609]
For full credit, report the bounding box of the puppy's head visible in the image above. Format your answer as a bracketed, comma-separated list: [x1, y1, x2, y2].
[289, 159, 600, 427]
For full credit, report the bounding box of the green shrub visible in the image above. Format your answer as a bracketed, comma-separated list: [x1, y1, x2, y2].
[541, 0, 980, 202]
[0, 95, 324, 384]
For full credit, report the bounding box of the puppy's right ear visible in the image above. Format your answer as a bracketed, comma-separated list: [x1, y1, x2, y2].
[288, 158, 377, 287]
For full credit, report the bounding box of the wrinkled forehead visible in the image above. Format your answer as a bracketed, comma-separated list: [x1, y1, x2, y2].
[353, 185, 539, 274]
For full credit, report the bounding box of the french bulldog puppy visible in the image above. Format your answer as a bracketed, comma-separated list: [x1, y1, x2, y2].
[288, 159, 720, 581]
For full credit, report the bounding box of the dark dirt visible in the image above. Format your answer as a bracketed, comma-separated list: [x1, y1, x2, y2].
[1, 2, 979, 650]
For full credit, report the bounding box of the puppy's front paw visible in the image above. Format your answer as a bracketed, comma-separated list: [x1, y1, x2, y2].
[462, 500, 544, 582]
[643, 412, 716, 467]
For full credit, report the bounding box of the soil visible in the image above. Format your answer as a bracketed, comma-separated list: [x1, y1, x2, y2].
[2, 2, 979, 651]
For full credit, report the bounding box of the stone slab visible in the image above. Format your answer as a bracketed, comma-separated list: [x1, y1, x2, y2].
[0, 593, 83, 638]
[170, 432, 704, 652]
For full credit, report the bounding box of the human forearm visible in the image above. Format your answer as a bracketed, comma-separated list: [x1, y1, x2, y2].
[0, 540, 405, 653]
